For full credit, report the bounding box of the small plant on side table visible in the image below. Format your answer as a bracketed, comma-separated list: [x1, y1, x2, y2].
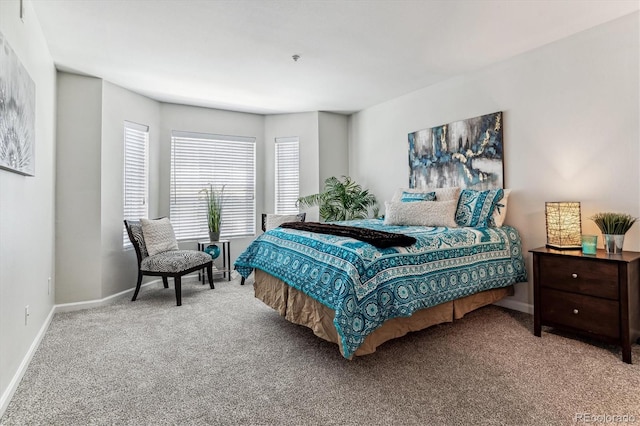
[200, 184, 225, 241]
[590, 212, 637, 254]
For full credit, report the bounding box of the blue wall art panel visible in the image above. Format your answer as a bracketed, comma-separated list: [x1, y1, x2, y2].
[408, 111, 503, 190]
[0, 30, 36, 176]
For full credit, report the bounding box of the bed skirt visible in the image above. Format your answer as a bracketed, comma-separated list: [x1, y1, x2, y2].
[254, 269, 514, 358]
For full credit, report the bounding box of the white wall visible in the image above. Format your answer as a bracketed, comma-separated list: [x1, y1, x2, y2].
[158, 103, 265, 262]
[100, 81, 161, 297]
[0, 0, 57, 413]
[318, 112, 349, 186]
[349, 12, 640, 310]
[55, 73, 103, 303]
[55, 74, 162, 303]
[264, 112, 321, 221]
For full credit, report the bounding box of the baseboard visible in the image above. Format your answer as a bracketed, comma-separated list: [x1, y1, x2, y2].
[54, 278, 167, 313]
[493, 298, 533, 315]
[0, 305, 55, 418]
[53, 271, 220, 313]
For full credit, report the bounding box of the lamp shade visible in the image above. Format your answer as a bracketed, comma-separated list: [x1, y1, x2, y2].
[545, 202, 582, 249]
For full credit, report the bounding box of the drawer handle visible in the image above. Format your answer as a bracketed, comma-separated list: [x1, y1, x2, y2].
[573, 309, 579, 314]
[571, 273, 578, 279]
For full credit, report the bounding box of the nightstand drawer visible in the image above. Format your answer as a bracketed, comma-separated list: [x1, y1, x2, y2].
[541, 288, 619, 339]
[539, 255, 618, 300]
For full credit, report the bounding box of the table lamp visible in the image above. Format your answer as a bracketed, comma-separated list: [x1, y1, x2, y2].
[545, 201, 582, 249]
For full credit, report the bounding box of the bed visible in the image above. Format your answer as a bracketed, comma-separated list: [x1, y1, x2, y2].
[234, 217, 527, 359]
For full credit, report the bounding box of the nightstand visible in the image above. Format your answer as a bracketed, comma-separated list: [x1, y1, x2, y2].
[531, 247, 640, 363]
[197, 240, 231, 282]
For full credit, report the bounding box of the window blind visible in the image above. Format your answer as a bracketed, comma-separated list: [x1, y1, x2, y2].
[170, 131, 256, 240]
[275, 137, 300, 214]
[123, 121, 149, 248]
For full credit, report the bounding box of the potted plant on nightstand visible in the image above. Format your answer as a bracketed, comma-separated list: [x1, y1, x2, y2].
[201, 184, 225, 241]
[590, 212, 637, 254]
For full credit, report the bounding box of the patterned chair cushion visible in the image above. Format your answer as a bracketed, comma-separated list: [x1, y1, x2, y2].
[141, 250, 214, 273]
[127, 221, 149, 258]
[141, 218, 179, 256]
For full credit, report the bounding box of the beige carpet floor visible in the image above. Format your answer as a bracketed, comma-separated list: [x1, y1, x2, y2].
[2, 274, 639, 425]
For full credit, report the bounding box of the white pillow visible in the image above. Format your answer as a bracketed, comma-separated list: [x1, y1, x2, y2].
[384, 200, 458, 227]
[265, 214, 301, 231]
[392, 187, 460, 202]
[140, 218, 179, 256]
[491, 189, 511, 227]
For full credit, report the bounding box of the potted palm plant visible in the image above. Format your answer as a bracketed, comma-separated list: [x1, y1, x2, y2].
[201, 184, 225, 241]
[590, 212, 637, 254]
[297, 176, 378, 222]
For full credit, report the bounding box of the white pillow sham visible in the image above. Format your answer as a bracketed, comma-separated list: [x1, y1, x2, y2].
[384, 200, 458, 227]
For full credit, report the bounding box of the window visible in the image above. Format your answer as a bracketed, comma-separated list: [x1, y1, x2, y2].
[123, 121, 149, 248]
[170, 131, 256, 240]
[275, 137, 300, 214]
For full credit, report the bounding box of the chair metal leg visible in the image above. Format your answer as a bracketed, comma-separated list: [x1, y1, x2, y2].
[240, 277, 245, 285]
[207, 263, 215, 289]
[162, 276, 169, 289]
[132, 271, 143, 301]
[175, 276, 182, 306]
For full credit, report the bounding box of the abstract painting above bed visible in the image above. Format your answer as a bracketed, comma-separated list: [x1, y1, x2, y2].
[235, 219, 527, 359]
[408, 111, 503, 190]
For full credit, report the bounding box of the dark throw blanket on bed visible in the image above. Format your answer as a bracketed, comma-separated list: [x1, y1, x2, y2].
[279, 221, 417, 248]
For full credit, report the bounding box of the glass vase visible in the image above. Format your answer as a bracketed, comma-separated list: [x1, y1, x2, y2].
[603, 234, 624, 254]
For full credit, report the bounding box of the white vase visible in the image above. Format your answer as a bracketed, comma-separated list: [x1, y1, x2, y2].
[603, 234, 624, 254]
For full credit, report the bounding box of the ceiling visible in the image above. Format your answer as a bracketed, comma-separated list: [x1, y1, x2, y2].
[31, 0, 639, 115]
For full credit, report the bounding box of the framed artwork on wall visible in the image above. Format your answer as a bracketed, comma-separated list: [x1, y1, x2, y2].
[408, 111, 503, 190]
[0, 30, 36, 176]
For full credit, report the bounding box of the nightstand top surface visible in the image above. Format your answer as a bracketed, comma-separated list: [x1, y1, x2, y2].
[530, 246, 640, 263]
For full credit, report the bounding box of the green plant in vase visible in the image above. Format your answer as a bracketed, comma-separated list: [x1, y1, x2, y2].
[297, 176, 378, 222]
[200, 184, 225, 241]
[590, 212, 637, 254]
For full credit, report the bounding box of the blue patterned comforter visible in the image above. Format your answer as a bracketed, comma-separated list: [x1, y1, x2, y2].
[234, 219, 527, 358]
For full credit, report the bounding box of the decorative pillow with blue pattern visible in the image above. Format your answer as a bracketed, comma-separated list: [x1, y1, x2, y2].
[400, 191, 436, 202]
[455, 188, 504, 227]
[392, 187, 460, 202]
